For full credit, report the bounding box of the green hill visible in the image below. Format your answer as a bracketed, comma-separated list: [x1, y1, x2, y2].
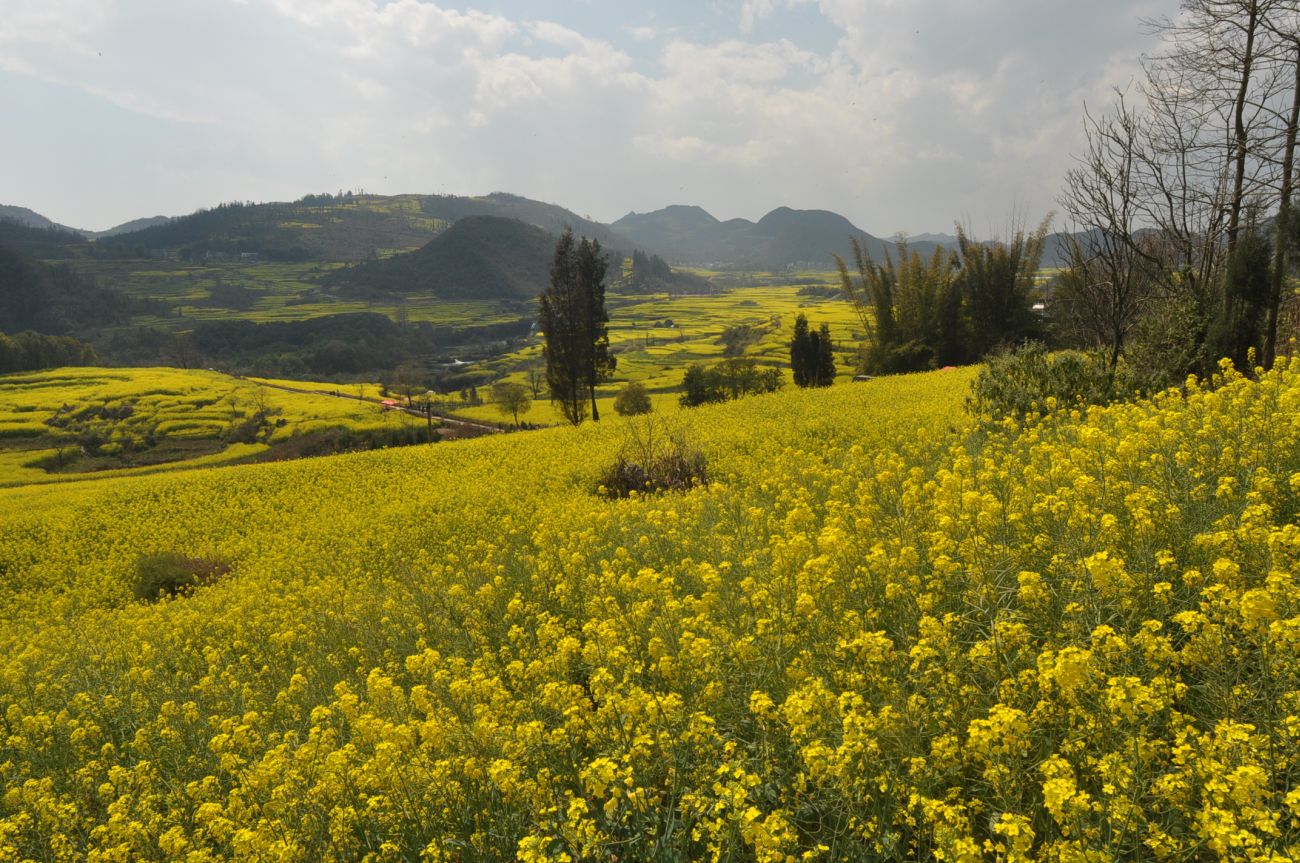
[323, 215, 557, 300]
[95, 192, 630, 264]
[0, 218, 87, 259]
[95, 195, 448, 262]
[0, 241, 154, 334]
[611, 204, 904, 269]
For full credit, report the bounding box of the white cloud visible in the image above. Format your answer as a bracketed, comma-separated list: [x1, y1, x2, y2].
[0, 0, 1183, 233]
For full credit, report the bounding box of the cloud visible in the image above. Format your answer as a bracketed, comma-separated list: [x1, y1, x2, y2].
[0, 0, 1182, 233]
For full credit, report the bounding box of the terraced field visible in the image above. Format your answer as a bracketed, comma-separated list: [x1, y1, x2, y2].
[0, 367, 413, 487]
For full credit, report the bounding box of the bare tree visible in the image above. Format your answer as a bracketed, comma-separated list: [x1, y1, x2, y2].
[1262, 7, 1300, 365]
[525, 365, 545, 399]
[1053, 0, 1298, 376]
[1140, 0, 1298, 367]
[1144, 0, 1281, 251]
[1058, 92, 1158, 374]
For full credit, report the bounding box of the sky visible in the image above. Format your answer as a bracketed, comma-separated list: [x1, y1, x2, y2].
[0, 0, 1182, 236]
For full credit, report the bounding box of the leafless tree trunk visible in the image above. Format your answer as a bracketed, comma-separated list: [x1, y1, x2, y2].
[1264, 18, 1300, 366]
[1058, 92, 1157, 374]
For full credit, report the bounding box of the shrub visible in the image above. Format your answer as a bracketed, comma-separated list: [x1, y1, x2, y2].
[597, 418, 706, 498]
[613, 382, 652, 416]
[680, 359, 783, 406]
[966, 342, 1140, 422]
[132, 552, 230, 602]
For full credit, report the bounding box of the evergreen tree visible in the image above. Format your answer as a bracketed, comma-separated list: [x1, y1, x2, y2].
[955, 218, 1050, 357]
[576, 237, 615, 421]
[1209, 219, 1273, 370]
[540, 231, 587, 425]
[790, 314, 836, 388]
[790, 314, 813, 387]
[539, 230, 614, 425]
[814, 322, 836, 386]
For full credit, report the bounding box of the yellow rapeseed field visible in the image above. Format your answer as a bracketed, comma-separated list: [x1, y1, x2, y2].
[0, 367, 399, 488]
[2, 360, 1299, 862]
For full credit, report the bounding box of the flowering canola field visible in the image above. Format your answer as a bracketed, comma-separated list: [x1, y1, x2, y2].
[2, 361, 1300, 862]
[0, 367, 395, 488]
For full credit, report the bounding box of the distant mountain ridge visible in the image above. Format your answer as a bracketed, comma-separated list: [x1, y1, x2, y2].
[0, 205, 83, 236]
[0, 204, 171, 239]
[611, 205, 953, 270]
[6, 194, 1074, 270]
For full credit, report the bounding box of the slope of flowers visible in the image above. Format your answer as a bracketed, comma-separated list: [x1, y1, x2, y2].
[0, 367, 396, 488]
[1, 361, 1299, 861]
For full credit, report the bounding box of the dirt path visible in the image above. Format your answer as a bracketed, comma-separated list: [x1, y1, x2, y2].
[233, 375, 508, 436]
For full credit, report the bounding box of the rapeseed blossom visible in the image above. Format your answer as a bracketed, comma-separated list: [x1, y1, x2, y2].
[0, 360, 1298, 860]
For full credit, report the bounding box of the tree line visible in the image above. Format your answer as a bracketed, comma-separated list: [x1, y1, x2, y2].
[835, 222, 1051, 375]
[830, 1, 1298, 390]
[0, 331, 97, 374]
[1055, 0, 1299, 382]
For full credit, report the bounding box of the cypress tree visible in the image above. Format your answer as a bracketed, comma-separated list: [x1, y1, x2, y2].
[814, 322, 836, 386]
[576, 237, 615, 421]
[539, 230, 614, 425]
[540, 231, 587, 425]
[790, 314, 812, 387]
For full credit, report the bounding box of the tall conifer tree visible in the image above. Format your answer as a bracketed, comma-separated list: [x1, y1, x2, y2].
[539, 230, 614, 425]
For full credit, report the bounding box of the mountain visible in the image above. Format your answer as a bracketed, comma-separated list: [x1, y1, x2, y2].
[0, 218, 88, 258]
[0, 205, 78, 234]
[95, 216, 173, 238]
[323, 215, 557, 300]
[418, 193, 629, 253]
[0, 206, 176, 241]
[908, 231, 959, 245]
[92, 192, 630, 263]
[611, 206, 724, 262]
[611, 205, 901, 270]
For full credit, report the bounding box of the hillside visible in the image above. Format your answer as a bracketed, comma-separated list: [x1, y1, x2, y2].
[1, 362, 1298, 859]
[94, 215, 173, 238]
[0, 218, 87, 258]
[0, 240, 155, 333]
[0, 206, 172, 240]
[0, 366, 423, 486]
[418, 192, 630, 253]
[0, 205, 81, 235]
[323, 215, 557, 300]
[95, 195, 448, 262]
[611, 204, 909, 269]
[93, 192, 632, 264]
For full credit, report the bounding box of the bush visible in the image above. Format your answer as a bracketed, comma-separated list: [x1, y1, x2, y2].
[132, 552, 230, 601]
[597, 418, 706, 498]
[613, 382, 652, 416]
[966, 342, 1140, 422]
[680, 359, 783, 406]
